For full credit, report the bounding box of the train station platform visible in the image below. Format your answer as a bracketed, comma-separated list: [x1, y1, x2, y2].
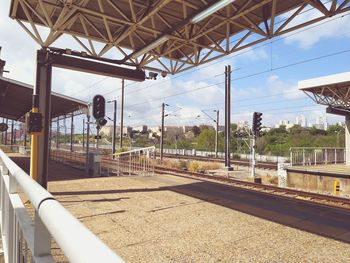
[10, 156, 350, 262]
[287, 165, 350, 196]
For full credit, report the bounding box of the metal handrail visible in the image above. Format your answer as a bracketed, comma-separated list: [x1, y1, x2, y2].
[0, 149, 124, 263]
[289, 147, 345, 150]
[112, 146, 156, 157]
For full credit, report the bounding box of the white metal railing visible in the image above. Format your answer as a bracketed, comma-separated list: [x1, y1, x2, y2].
[0, 149, 124, 263]
[104, 146, 156, 176]
[159, 148, 288, 163]
[289, 147, 345, 166]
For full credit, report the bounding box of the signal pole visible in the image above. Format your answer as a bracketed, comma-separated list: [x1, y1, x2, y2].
[160, 103, 165, 162]
[119, 79, 125, 149]
[215, 110, 219, 158]
[224, 65, 232, 170]
[251, 112, 263, 183]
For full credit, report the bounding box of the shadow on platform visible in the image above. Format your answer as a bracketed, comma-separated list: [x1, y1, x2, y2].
[10, 156, 350, 244]
[52, 179, 350, 245]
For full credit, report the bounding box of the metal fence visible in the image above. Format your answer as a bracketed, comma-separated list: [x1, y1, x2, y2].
[50, 148, 86, 170]
[289, 147, 345, 166]
[160, 148, 287, 163]
[103, 146, 156, 177]
[0, 149, 124, 263]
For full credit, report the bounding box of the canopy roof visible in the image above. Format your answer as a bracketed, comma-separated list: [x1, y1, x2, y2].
[0, 76, 88, 121]
[299, 72, 350, 110]
[9, 0, 350, 74]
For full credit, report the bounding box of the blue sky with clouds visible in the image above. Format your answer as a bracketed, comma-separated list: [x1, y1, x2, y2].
[1, 0, 350, 132]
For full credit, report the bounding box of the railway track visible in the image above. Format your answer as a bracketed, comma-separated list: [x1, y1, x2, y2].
[160, 153, 278, 170]
[50, 149, 350, 210]
[155, 166, 350, 211]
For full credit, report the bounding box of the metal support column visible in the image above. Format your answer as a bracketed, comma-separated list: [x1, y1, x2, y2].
[160, 102, 165, 162]
[112, 100, 117, 158]
[215, 110, 219, 158]
[85, 114, 90, 173]
[119, 79, 124, 149]
[346, 115, 350, 165]
[224, 66, 232, 171]
[31, 49, 52, 188]
[10, 120, 14, 148]
[56, 117, 59, 149]
[24, 122, 27, 147]
[82, 119, 85, 150]
[70, 114, 74, 152]
[5, 119, 8, 145]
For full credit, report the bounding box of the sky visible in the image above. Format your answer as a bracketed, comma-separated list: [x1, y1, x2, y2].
[1, 1, 350, 133]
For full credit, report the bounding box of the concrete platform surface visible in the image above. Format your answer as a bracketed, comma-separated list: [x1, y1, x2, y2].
[10, 157, 350, 262]
[289, 164, 350, 175]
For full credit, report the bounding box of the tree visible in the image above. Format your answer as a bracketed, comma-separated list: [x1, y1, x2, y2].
[191, 125, 201, 136]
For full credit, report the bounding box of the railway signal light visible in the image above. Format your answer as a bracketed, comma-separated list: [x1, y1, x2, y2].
[92, 95, 106, 120]
[97, 118, 107, 127]
[25, 112, 43, 135]
[0, 123, 8, 132]
[252, 112, 263, 137]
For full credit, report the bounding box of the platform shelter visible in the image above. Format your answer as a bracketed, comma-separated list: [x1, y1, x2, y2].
[299, 72, 350, 166]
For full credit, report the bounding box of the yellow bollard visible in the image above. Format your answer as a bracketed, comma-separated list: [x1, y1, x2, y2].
[29, 107, 38, 181]
[333, 180, 340, 195]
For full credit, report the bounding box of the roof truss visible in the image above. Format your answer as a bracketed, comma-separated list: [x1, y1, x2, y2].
[9, 0, 350, 74]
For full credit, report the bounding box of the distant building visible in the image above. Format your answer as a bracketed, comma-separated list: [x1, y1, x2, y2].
[295, 115, 307, 127]
[315, 115, 328, 130]
[134, 125, 148, 133]
[100, 125, 121, 136]
[275, 120, 293, 129]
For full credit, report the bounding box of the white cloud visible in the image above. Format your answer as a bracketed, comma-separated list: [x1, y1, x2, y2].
[267, 74, 305, 99]
[282, 11, 350, 49]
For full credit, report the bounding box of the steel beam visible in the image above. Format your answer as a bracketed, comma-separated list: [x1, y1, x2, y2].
[51, 53, 145, 82]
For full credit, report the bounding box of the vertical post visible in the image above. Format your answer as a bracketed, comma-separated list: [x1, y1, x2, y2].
[119, 79, 124, 149]
[31, 49, 52, 188]
[112, 100, 117, 158]
[56, 117, 59, 149]
[24, 124, 27, 147]
[49, 121, 52, 157]
[70, 113, 74, 152]
[345, 115, 350, 165]
[86, 113, 90, 173]
[10, 120, 14, 148]
[251, 136, 256, 179]
[5, 119, 8, 145]
[160, 102, 165, 162]
[215, 110, 219, 158]
[82, 119, 85, 150]
[224, 65, 232, 170]
[314, 149, 317, 165]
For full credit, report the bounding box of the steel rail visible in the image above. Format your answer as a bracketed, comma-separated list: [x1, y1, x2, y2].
[154, 166, 350, 210]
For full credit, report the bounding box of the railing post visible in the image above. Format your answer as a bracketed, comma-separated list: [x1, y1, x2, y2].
[290, 151, 293, 166]
[33, 212, 51, 258]
[302, 149, 305, 166]
[314, 150, 317, 165]
[335, 149, 337, 164]
[325, 149, 328, 165]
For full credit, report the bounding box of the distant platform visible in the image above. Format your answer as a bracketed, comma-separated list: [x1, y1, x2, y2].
[288, 164, 350, 178]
